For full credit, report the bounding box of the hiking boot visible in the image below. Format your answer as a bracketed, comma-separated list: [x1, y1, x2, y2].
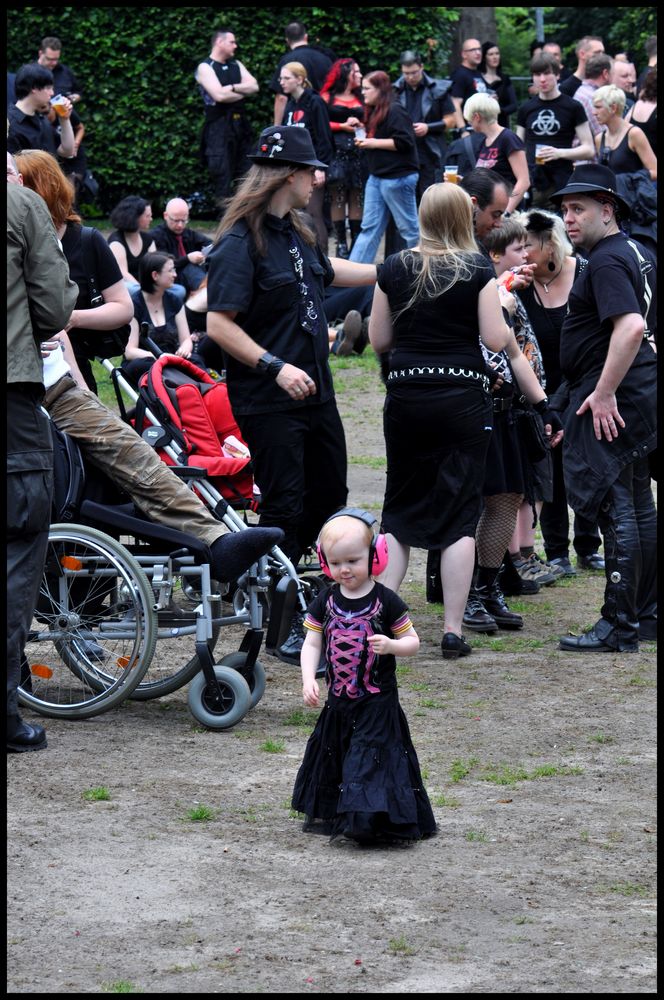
[532, 553, 565, 579]
[548, 556, 577, 577]
[275, 610, 305, 665]
[513, 553, 557, 587]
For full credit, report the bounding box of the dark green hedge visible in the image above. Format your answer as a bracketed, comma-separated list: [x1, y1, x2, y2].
[8, 6, 457, 217]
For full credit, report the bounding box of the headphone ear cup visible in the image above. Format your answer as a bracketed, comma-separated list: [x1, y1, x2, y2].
[371, 533, 389, 576]
[316, 540, 333, 578]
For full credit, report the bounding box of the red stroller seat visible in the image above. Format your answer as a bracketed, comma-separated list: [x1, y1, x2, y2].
[134, 356, 257, 509]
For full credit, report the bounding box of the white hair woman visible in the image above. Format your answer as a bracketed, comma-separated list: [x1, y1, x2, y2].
[463, 92, 530, 214]
[592, 84, 657, 180]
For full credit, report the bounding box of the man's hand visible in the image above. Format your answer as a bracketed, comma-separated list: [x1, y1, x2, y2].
[275, 363, 317, 400]
[577, 389, 625, 441]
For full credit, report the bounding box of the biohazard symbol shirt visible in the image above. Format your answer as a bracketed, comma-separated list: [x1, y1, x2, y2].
[517, 93, 588, 190]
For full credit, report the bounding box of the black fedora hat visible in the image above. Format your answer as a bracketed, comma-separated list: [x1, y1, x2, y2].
[551, 164, 631, 219]
[249, 125, 328, 169]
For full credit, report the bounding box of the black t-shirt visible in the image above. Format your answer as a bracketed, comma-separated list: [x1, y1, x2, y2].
[7, 104, 59, 155]
[378, 250, 495, 372]
[517, 93, 588, 188]
[450, 65, 490, 104]
[130, 287, 181, 353]
[304, 582, 412, 699]
[281, 88, 335, 166]
[61, 223, 123, 360]
[560, 234, 655, 381]
[475, 128, 525, 185]
[199, 58, 243, 120]
[206, 214, 335, 415]
[559, 73, 583, 97]
[269, 45, 333, 95]
[520, 257, 587, 392]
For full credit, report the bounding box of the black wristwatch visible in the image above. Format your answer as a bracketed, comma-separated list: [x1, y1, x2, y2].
[255, 352, 285, 378]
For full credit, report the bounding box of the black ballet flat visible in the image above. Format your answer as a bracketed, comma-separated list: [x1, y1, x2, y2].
[441, 632, 472, 659]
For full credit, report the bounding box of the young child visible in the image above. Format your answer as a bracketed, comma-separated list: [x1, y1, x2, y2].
[291, 509, 437, 846]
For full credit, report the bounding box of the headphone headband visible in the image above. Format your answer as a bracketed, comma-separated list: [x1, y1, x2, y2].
[316, 507, 389, 578]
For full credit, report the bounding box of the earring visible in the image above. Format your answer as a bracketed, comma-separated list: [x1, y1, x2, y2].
[547, 259, 556, 272]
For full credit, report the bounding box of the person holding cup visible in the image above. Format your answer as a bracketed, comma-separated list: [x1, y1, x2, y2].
[7, 63, 75, 158]
[462, 93, 530, 215]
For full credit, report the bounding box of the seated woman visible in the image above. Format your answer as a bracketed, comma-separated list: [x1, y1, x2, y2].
[107, 195, 156, 292]
[122, 252, 207, 385]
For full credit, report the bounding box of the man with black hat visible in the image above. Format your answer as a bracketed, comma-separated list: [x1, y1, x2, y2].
[206, 125, 377, 665]
[551, 164, 657, 652]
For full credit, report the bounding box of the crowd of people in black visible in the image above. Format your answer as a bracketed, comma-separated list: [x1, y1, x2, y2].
[7, 21, 658, 807]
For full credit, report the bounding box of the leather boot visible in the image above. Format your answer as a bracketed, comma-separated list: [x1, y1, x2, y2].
[462, 573, 498, 633]
[333, 220, 349, 258]
[499, 551, 539, 595]
[7, 714, 47, 753]
[477, 566, 524, 630]
[348, 219, 362, 252]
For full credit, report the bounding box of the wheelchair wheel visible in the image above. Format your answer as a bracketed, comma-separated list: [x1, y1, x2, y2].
[128, 577, 223, 701]
[20, 524, 157, 720]
[187, 665, 252, 730]
[218, 651, 267, 709]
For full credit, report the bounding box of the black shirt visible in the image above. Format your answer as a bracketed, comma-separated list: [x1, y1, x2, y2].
[269, 45, 333, 95]
[475, 128, 525, 185]
[7, 103, 59, 155]
[362, 103, 419, 179]
[199, 58, 244, 120]
[560, 234, 655, 381]
[281, 88, 335, 166]
[517, 93, 588, 189]
[150, 224, 211, 275]
[206, 214, 335, 415]
[450, 65, 490, 104]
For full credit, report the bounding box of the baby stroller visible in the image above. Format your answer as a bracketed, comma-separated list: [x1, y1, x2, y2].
[19, 420, 287, 730]
[101, 353, 322, 658]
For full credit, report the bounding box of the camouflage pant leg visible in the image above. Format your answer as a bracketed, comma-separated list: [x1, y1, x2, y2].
[46, 380, 225, 546]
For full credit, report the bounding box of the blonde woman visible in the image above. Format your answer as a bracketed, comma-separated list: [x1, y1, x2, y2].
[369, 183, 512, 658]
[463, 92, 530, 214]
[592, 83, 657, 180]
[278, 61, 335, 250]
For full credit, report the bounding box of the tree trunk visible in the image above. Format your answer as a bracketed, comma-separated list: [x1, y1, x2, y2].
[450, 7, 498, 71]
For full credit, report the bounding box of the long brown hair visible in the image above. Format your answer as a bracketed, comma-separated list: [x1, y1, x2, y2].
[363, 71, 393, 137]
[215, 164, 316, 256]
[14, 148, 81, 228]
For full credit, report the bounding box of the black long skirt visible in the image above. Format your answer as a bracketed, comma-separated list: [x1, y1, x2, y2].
[292, 688, 437, 844]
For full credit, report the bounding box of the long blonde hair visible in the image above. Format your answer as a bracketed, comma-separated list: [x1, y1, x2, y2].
[397, 183, 479, 316]
[215, 163, 316, 255]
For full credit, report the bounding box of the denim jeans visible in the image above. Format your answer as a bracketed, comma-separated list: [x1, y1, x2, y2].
[349, 172, 420, 263]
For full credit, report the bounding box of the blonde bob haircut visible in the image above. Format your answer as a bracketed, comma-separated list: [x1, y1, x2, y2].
[396, 182, 478, 317]
[282, 61, 311, 88]
[593, 84, 626, 114]
[463, 92, 500, 125]
[318, 515, 373, 558]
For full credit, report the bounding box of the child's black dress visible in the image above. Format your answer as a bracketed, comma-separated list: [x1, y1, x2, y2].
[291, 581, 437, 844]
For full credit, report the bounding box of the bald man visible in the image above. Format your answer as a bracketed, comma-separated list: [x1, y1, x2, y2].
[150, 198, 213, 296]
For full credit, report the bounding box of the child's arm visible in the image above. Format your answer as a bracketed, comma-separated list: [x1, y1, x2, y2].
[301, 629, 323, 707]
[367, 626, 420, 658]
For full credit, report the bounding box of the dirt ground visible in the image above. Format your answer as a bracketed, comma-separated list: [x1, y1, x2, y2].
[7, 357, 657, 994]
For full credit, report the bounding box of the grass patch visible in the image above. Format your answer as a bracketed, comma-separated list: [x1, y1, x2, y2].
[387, 935, 416, 956]
[348, 455, 387, 469]
[282, 708, 318, 730]
[419, 697, 446, 709]
[589, 732, 614, 745]
[82, 786, 111, 802]
[464, 828, 488, 842]
[607, 882, 650, 898]
[101, 982, 143, 994]
[185, 804, 216, 822]
[479, 762, 583, 785]
[431, 793, 461, 808]
[449, 757, 479, 782]
[260, 738, 285, 753]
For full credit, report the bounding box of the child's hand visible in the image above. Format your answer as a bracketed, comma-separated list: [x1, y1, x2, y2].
[367, 633, 393, 655]
[302, 679, 320, 707]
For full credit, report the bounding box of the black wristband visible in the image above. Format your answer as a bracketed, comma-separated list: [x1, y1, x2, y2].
[255, 352, 285, 378]
[533, 397, 549, 415]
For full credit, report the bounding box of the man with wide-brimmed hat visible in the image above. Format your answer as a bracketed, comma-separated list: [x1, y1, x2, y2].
[206, 125, 377, 665]
[551, 164, 657, 651]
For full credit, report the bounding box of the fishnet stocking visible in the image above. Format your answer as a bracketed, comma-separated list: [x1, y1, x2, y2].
[476, 493, 523, 568]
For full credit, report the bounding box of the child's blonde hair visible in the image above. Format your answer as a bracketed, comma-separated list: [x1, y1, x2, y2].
[318, 515, 373, 558]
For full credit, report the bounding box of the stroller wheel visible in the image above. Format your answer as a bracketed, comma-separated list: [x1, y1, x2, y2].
[218, 651, 266, 708]
[187, 665, 251, 730]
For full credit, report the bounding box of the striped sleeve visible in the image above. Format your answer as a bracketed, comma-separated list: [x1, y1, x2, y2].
[304, 612, 323, 633]
[391, 612, 414, 637]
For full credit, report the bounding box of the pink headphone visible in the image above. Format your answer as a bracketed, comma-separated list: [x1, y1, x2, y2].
[316, 507, 389, 579]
